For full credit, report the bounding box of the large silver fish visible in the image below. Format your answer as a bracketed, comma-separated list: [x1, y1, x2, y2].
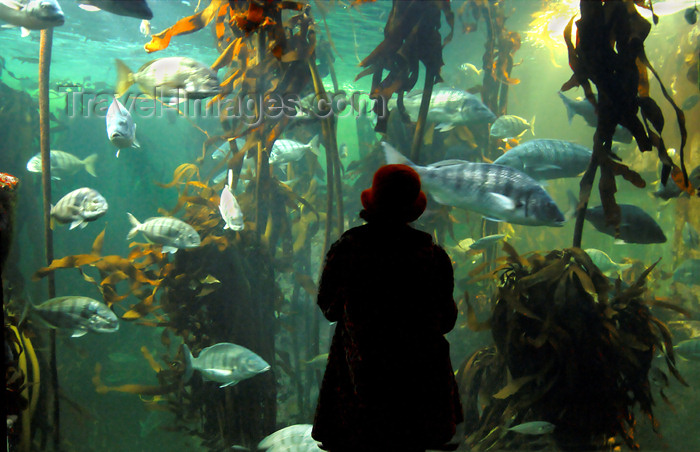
[126, 213, 201, 253]
[258, 424, 322, 452]
[0, 0, 64, 32]
[507, 421, 555, 435]
[106, 97, 138, 157]
[584, 248, 631, 275]
[182, 342, 270, 388]
[393, 88, 496, 131]
[31, 296, 119, 337]
[115, 57, 220, 99]
[383, 143, 565, 227]
[557, 91, 633, 143]
[78, 0, 152, 19]
[585, 204, 666, 244]
[26, 150, 98, 180]
[493, 139, 592, 180]
[51, 187, 108, 230]
[269, 136, 319, 166]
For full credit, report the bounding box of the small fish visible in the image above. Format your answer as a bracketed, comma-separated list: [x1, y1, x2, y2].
[469, 234, 506, 250]
[508, 421, 555, 435]
[681, 93, 699, 110]
[26, 150, 98, 180]
[339, 143, 349, 159]
[673, 259, 700, 286]
[219, 170, 244, 231]
[51, 187, 108, 230]
[78, 0, 152, 19]
[211, 138, 245, 160]
[106, 97, 138, 157]
[584, 248, 632, 274]
[489, 115, 535, 140]
[30, 296, 119, 337]
[384, 143, 565, 227]
[139, 19, 150, 37]
[682, 222, 699, 249]
[393, 88, 496, 131]
[493, 139, 592, 180]
[685, 6, 698, 24]
[126, 213, 201, 254]
[0, 0, 64, 35]
[674, 338, 700, 360]
[258, 424, 321, 451]
[558, 92, 633, 143]
[115, 57, 220, 100]
[182, 342, 270, 388]
[457, 62, 483, 88]
[586, 204, 666, 244]
[269, 136, 320, 166]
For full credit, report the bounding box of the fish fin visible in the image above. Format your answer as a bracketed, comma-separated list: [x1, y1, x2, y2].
[482, 216, 504, 223]
[613, 239, 627, 245]
[0, 0, 22, 9]
[52, 176, 61, 181]
[78, 4, 102, 12]
[115, 59, 134, 98]
[72, 330, 88, 338]
[381, 142, 413, 166]
[308, 135, 320, 155]
[532, 164, 562, 172]
[116, 149, 120, 158]
[558, 91, 575, 124]
[488, 193, 516, 211]
[219, 380, 238, 388]
[132, 135, 140, 149]
[83, 153, 98, 177]
[181, 344, 195, 383]
[1, 24, 18, 29]
[530, 115, 536, 136]
[20, 27, 30, 38]
[126, 212, 141, 240]
[436, 123, 455, 132]
[162, 246, 179, 254]
[69, 220, 84, 230]
[428, 159, 468, 168]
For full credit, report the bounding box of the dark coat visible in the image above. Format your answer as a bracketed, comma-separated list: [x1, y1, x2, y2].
[312, 223, 463, 451]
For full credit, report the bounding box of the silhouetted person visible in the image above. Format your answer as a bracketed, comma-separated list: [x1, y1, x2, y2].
[312, 164, 463, 452]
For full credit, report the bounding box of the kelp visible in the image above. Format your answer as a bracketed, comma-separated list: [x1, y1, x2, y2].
[456, 245, 687, 451]
[355, 0, 453, 142]
[562, 1, 692, 247]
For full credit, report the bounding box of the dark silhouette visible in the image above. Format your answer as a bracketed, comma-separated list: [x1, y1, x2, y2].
[312, 164, 463, 452]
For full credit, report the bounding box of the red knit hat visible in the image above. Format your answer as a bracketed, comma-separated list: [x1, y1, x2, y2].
[361, 164, 427, 223]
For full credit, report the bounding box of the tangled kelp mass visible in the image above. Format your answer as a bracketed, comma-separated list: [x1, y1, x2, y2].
[2, 0, 700, 451]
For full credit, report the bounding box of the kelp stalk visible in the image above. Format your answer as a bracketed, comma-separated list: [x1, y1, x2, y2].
[39, 27, 60, 450]
[409, 66, 438, 163]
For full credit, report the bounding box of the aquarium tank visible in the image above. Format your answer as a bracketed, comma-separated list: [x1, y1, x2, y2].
[2, 0, 700, 451]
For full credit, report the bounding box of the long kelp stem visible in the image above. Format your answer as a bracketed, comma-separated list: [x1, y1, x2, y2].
[39, 27, 60, 450]
[409, 66, 438, 163]
[572, 132, 601, 248]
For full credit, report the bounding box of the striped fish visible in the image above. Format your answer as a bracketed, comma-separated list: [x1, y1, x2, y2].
[269, 136, 319, 165]
[26, 150, 98, 180]
[493, 139, 592, 180]
[126, 213, 201, 253]
[258, 424, 322, 452]
[383, 143, 565, 227]
[393, 87, 496, 131]
[51, 187, 108, 229]
[182, 342, 270, 388]
[31, 296, 119, 337]
[489, 115, 535, 139]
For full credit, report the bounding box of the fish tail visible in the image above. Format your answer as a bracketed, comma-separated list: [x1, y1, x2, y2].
[115, 59, 134, 98]
[558, 91, 574, 124]
[381, 142, 414, 166]
[126, 212, 141, 240]
[83, 153, 98, 177]
[308, 135, 320, 155]
[182, 344, 195, 383]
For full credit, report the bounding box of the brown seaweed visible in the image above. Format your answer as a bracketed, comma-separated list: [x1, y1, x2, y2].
[456, 245, 687, 450]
